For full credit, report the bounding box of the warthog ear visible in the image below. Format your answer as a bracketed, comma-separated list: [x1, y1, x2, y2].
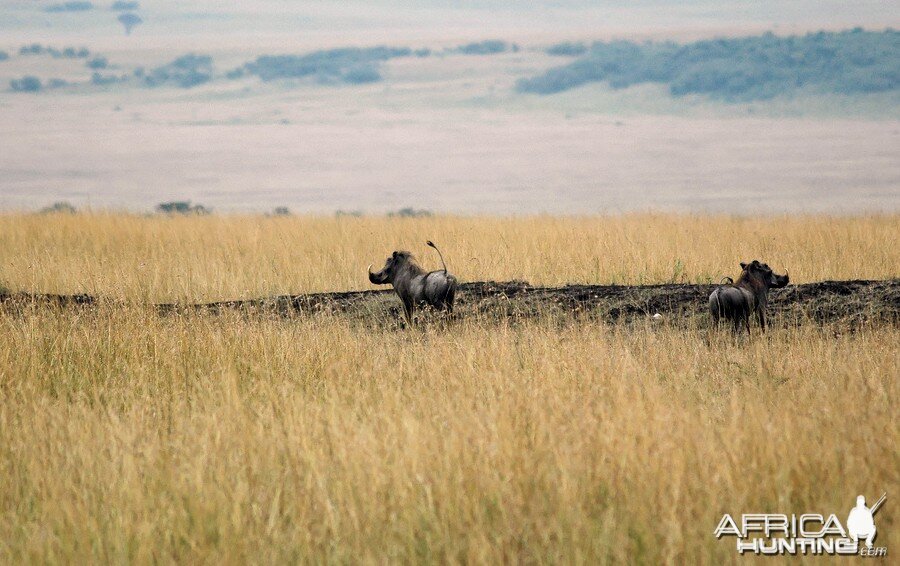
[740, 262, 748, 269]
[392, 251, 398, 258]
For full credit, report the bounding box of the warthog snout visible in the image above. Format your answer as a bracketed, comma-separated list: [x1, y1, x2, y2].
[773, 272, 790, 288]
[368, 263, 389, 284]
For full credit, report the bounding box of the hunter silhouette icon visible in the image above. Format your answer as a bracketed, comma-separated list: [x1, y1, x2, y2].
[847, 493, 886, 548]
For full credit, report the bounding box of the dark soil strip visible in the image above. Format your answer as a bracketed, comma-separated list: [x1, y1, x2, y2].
[3, 279, 898, 328]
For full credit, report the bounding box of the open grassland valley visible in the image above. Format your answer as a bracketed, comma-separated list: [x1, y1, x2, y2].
[0, 213, 897, 564]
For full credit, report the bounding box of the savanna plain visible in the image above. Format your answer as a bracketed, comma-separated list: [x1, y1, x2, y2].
[0, 213, 897, 563]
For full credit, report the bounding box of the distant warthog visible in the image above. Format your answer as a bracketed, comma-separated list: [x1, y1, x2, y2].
[709, 260, 789, 333]
[368, 241, 458, 323]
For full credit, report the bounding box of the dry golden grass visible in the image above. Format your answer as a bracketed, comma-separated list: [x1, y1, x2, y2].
[0, 214, 897, 563]
[0, 309, 897, 563]
[0, 213, 897, 301]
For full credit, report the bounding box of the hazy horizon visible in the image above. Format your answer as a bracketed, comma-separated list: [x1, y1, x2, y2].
[1, 0, 898, 214]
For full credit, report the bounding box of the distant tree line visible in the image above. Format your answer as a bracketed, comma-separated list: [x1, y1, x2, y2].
[10, 76, 74, 91]
[24, 29, 895, 101]
[142, 54, 213, 88]
[91, 72, 127, 86]
[519, 29, 899, 101]
[388, 208, 432, 218]
[6, 38, 525, 93]
[45, 2, 93, 13]
[40, 202, 77, 214]
[545, 42, 587, 57]
[455, 40, 516, 55]
[238, 46, 415, 85]
[8, 52, 213, 92]
[10, 76, 44, 92]
[18, 44, 91, 58]
[23, 205, 436, 217]
[86, 56, 108, 69]
[156, 201, 211, 215]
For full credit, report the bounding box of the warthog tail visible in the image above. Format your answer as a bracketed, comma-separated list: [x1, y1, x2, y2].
[426, 240, 449, 273]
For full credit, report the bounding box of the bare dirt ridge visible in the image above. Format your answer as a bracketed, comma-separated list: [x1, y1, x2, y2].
[2, 279, 898, 327]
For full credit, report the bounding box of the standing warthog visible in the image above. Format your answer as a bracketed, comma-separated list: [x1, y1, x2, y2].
[709, 260, 789, 333]
[368, 241, 457, 323]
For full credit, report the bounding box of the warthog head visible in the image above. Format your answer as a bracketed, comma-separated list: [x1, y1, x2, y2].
[739, 260, 789, 289]
[368, 251, 412, 285]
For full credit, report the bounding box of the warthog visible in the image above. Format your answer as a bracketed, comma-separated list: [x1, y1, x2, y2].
[709, 260, 789, 333]
[368, 241, 458, 323]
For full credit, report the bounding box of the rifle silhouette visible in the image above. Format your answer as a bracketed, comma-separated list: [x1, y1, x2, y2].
[870, 493, 887, 515]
